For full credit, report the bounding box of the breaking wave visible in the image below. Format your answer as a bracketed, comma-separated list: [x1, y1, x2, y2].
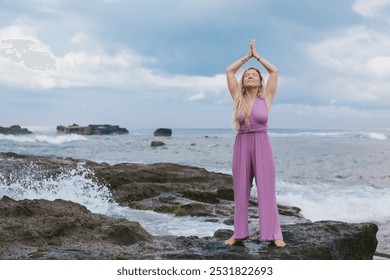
[0, 134, 88, 144]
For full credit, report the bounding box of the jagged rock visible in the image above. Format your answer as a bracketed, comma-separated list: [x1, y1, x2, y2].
[154, 128, 172, 137]
[0, 125, 32, 135]
[56, 124, 128, 135]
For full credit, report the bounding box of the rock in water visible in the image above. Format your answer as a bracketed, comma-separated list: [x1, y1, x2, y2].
[0, 125, 32, 135]
[154, 128, 172, 136]
[56, 124, 128, 135]
[151, 141, 166, 147]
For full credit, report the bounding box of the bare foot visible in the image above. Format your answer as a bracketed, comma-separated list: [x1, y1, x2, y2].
[225, 237, 249, 245]
[274, 240, 286, 247]
[224, 238, 237, 245]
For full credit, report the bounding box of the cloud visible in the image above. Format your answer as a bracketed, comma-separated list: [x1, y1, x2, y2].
[304, 24, 390, 105]
[2, 0, 388, 129]
[189, 92, 205, 101]
[0, 23, 227, 107]
[352, 0, 390, 17]
[70, 32, 89, 45]
[270, 0, 390, 129]
[1, 39, 56, 71]
[367, 56, 390, 77]
[271, 103, 390, 129]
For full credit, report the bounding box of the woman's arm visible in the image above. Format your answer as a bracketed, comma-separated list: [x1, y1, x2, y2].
[226, 42, 253, 99]
[252, 43, 279, 110]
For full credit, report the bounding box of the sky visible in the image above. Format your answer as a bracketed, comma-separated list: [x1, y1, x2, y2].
[0, 0, 389, 130]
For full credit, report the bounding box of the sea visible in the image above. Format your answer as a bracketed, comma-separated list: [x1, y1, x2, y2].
[1, 127, 390, 258]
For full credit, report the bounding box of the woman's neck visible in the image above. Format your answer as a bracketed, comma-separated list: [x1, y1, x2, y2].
[246, 87, 258, 100]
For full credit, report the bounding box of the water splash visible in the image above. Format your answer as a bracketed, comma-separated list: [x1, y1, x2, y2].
[361, 132, 387, 140]
[0, 161, 231, 237]
[0, 162, 112, 214]
[274, 180, 390, 224]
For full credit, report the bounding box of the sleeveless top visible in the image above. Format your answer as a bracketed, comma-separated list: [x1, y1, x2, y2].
[237, 97, 268, 134]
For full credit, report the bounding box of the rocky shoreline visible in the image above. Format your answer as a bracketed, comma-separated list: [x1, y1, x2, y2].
[0, 152, 379, 260]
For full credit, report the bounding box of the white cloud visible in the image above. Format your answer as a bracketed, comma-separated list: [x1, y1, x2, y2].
[352, 0, 390, 17]
[189, 92, 205, 101]
[70, 32, 89, 45]
[305, 25, 390, 104]
[307, 26, 390, 71]
[0, 23, 227, 104]
[299, 0, 390, 109]
[367, 56, 390, 77]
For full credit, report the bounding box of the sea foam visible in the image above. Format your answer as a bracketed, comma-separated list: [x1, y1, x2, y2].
[273, 180, 390, 224]
[0, 162, 112, 214]
[0, 134, 88, 144]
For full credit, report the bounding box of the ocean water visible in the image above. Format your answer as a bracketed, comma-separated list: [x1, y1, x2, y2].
[1, 127, 390, 256]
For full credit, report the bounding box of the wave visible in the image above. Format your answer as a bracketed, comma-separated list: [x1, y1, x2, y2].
[357, 132, 387, 140]
[269, 130, 388, 140]
[0, 163, 112, 214]
[0, 163, 232, 237]
[270, 180, 390, 224]
[269, 131, 346, 138]
[109, 207, 231, 237]
[0, 134, 88, 144]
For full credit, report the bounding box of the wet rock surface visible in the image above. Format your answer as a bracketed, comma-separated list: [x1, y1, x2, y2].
[0, 196, 378, 260]
[0, 152, 379, 259]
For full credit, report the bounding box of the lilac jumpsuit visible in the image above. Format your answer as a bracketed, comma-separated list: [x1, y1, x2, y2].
[231, 97, 283, 242]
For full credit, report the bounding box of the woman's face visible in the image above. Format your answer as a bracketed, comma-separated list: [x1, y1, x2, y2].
[243, 69, 261, 88]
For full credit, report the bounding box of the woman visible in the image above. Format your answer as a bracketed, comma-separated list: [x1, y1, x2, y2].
[225, 40, 285, 247]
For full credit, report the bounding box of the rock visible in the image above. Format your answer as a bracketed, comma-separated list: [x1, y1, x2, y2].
[92, 161, 237, 218]
[0, 196, 378, 260]
[56, 124, 128, 135]
[0, 197, 153, 259]
[151, 141, 166, 147]
[0, 152, 380, 259]
[154, 128, 172, 137]
[0, 125, 32, 135]
[0, 152, 300, 221]
[277, 205, 305, 219]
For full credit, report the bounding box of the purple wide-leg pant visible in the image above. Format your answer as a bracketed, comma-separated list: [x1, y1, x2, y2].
[231, 131, 283, 241]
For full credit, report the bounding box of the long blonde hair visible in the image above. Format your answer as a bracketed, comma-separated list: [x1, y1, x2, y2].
[233, 67, 265, 130]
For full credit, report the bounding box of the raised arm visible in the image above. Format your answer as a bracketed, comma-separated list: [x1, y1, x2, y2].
[252, 43, 279, 110]
[226, 42, 253, 99]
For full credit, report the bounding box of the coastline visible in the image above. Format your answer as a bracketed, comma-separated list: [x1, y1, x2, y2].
[0, 152, 381, 260]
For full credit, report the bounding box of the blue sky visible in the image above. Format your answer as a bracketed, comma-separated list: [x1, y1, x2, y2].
[1, 0, 389, 130]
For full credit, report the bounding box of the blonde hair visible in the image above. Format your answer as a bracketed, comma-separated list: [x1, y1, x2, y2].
[233, 67, 265, 130]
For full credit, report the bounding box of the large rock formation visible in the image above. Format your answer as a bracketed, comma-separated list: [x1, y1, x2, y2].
[0, 152, 379, 260]
[0, 125, 32, 135]
[56, 124, 128, 135]
[0, 197, 378, 260]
